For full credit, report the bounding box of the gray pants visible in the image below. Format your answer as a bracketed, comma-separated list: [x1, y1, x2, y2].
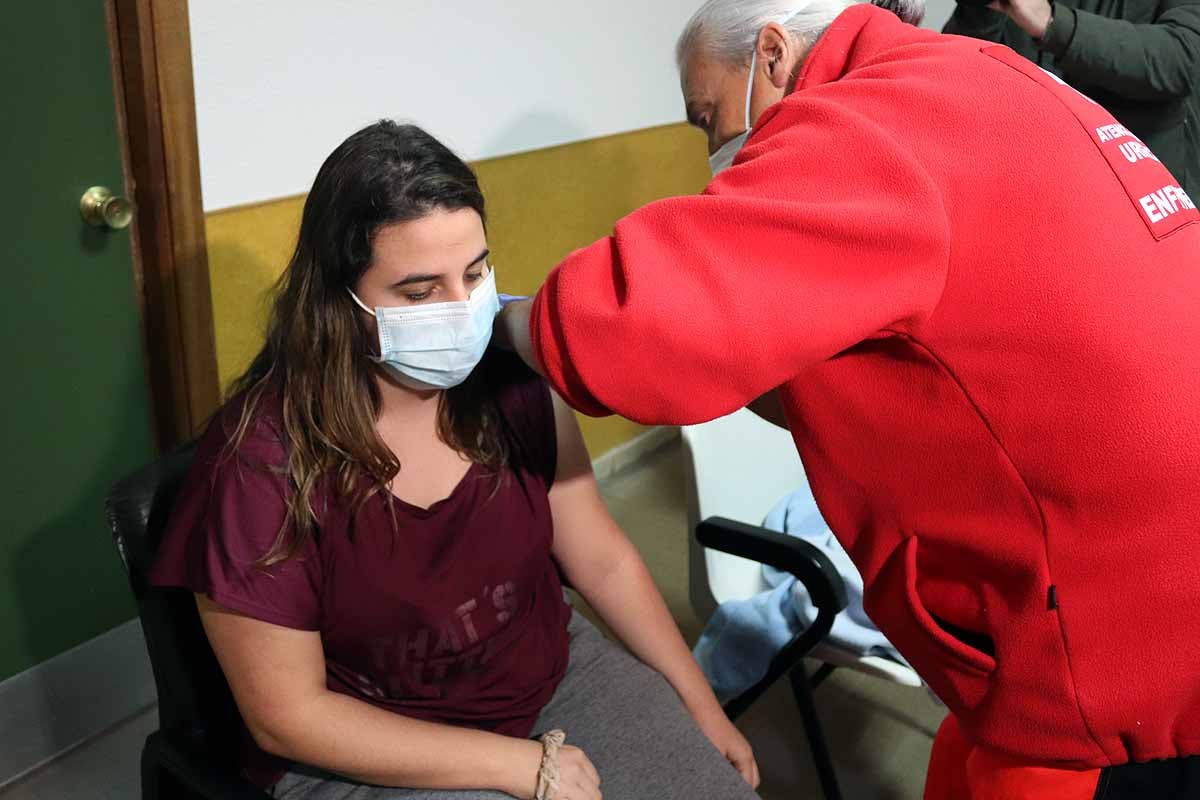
[272, 611, 761, 800]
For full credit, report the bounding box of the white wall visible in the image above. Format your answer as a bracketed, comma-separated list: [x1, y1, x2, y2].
[189, 0, 703, 211]
[923, 0, 957, 32]
[190, 0, 960, 212]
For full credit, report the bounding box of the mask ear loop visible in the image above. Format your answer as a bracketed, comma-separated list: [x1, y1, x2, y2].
[347, 289, 378, 317]
[745, 50, 758, 133]
[346, 289, 385, 361]
[746, 6, 807, 132]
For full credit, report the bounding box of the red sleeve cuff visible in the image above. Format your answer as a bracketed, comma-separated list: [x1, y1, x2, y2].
[530, 273, 612, 417]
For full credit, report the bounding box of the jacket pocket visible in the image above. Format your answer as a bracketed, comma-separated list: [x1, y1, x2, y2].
[866, 536, 996, 712]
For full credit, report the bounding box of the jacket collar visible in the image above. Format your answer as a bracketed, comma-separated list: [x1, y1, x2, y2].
[794, 3, 887, 92]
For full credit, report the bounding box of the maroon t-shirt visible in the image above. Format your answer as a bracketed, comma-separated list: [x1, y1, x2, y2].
[149, 352, 571, 785]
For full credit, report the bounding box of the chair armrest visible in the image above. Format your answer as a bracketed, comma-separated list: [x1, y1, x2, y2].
[152, 730, 274, 799]
[696, 517, 848, 613]
[696, 516, 849, 720]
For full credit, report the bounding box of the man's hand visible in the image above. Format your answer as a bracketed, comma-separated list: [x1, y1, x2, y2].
[988, 0, 1053, 38]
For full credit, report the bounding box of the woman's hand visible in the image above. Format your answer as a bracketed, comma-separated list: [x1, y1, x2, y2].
[552, 745, 603, 800]
[692, 706, 760, 789]
[507, 739, 602, 800]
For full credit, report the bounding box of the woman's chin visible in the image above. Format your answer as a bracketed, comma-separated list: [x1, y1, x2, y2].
[376, 366, 444, 399]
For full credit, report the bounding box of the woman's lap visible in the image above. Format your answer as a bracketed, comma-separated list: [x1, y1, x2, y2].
[527, 612, 758, 799]
[272, 770, 510, 800]
[272, 611, 759, 800]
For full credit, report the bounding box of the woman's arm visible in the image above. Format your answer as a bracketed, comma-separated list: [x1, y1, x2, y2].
[196, 595, 566, 798]
[495, 299, 543, 378]
[546, 395, 759, 788]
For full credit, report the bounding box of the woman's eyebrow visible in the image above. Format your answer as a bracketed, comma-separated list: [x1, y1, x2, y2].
[393, 272, 440, 288]
[393, 250, 490, 287]
[464, 249, 490, 271]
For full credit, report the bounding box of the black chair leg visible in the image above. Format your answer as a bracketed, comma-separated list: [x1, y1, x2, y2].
[810, 662, 838, 689]
[789, 662, 843, 800]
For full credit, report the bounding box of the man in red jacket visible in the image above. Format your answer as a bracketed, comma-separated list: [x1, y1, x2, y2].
[497, 0, 1200, 797]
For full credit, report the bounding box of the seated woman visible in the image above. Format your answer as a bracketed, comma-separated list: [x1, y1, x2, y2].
[150, 121, 760, 800]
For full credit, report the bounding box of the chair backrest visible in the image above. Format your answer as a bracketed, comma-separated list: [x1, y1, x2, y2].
[104, 443, 243, 763]
[681, 408, 809, 617]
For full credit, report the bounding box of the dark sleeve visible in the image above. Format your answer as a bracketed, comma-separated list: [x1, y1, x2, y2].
[148, 405, 323, 630]
[482, 350, 558, 490]
[943, 3, 1011, 40]
[1041, 0, 1200, 101]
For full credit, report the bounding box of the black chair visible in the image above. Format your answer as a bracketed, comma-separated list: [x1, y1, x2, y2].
[105, 444, 272, 800]
[697, 517, 850, 800]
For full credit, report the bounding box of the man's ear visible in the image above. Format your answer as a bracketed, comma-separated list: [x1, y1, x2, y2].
[756, 21, 794, 89]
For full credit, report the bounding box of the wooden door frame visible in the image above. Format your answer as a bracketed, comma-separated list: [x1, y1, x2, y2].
[106, 0, 220, 450]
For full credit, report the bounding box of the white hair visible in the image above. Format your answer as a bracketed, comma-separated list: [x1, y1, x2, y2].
[675, 0, 925, 72]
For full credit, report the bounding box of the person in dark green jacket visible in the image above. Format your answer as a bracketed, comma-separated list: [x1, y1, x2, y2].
[945, 0, 1200, 195]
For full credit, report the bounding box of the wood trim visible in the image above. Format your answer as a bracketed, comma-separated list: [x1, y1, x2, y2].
[110, 0, 220, 450]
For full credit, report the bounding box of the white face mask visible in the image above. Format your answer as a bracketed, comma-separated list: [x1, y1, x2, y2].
[708, 6, 805, 177]
[348, 269, 501, 390]
[708, 129, 751, 176]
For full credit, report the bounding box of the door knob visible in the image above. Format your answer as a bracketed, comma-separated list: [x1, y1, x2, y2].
[80, 186, 133, 230]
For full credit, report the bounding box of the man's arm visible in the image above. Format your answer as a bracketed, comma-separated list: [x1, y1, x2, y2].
[1043, 0, 1200, 101]
[943, 2, 1011, 41]
[989, 0, 1200, 101]
[522, 100, 952, 425]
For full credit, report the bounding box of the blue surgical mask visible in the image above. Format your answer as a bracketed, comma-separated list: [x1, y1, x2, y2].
[348, 269, 501, 390]
[708, 6, 805, 177]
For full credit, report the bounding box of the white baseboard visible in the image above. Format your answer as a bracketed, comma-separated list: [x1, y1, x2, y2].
[0, 619, 156, 788]
[591, 426, 679, 484]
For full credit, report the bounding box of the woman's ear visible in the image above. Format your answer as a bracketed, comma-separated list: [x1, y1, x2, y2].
[757, 22, 794, 89]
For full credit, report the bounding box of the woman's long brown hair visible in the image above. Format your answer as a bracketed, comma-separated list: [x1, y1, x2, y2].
[226, 121, 507, 567]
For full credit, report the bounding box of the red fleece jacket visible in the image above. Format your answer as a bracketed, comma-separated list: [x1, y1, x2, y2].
[530, 4, 1200, 769]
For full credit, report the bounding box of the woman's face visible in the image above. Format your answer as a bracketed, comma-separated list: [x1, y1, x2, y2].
[354, 207, 490, 314]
